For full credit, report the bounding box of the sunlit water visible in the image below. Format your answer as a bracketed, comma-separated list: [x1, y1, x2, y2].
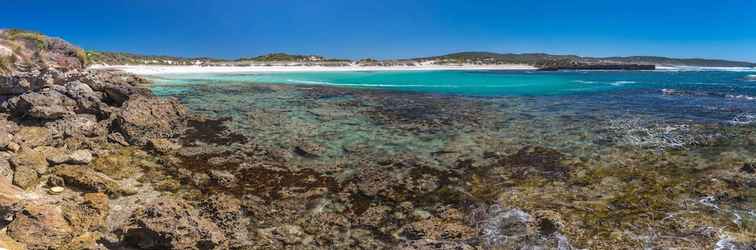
[149, 70, 756, 248]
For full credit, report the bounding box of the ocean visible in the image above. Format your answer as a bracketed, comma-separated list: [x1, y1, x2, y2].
[148, 69, 756, 248]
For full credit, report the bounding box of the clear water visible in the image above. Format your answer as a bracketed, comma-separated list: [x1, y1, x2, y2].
[148, 70, 756, 248]
[150, 69, 756, 96]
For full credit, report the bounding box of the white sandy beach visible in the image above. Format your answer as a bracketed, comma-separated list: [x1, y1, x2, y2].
[91, 64, 537, 75]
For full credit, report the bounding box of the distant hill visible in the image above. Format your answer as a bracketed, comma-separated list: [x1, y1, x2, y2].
[419, 52, 756, 67]
[238, 53, 323, 62]
[599, 56, 756, 67]
[86, 51, 219, 65]
[85, 50, 756, 68]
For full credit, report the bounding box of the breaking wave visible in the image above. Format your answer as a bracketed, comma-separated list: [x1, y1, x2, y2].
[286, 79, 448, 88]
[572, 80, 636, 86]
[729, 113, 756, 125]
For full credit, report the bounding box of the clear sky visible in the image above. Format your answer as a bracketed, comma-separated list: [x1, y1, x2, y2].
[3, 0, 755, 61]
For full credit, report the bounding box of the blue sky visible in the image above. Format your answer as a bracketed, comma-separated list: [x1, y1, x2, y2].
[3, 0, 755, 61]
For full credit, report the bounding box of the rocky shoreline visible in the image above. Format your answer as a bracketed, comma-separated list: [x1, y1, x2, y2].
[1, 29, 755, 249]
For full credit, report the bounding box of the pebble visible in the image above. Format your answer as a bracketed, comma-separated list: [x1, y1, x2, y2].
[7, 142, 20, 152]
[49, 186, 65, 194]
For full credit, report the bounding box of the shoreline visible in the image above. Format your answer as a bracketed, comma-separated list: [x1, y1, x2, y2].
[90, 64, 538, 75]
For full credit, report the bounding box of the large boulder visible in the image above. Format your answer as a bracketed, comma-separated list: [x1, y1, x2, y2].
[113, 96, 188, 145]
[81, 69, 150, 105]
[2, 88, 77, 119]
[120, 198, 227, 249]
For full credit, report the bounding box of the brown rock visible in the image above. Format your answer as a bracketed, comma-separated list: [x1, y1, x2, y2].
[53, 165, 122, 196]
[6, 203, 74, 250]
[0, 178, 24, 218]
[121, 198, 227, 249]
[0, 152, 13, 182]
[10, 148, 48, 190]
[13, 127, 49, 148]
[64, 192, 109, 233]
[60, 232, 100, 250]
[148, 138, 181, 154]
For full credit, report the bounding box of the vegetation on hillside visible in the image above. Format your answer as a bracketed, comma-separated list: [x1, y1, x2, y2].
[420, 52, 756, 67]
[86, 51, 217, 65]
[82, 49, 756, 68]
[0, 28, 89, 70]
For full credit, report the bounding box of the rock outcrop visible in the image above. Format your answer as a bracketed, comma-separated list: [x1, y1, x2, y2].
[120, 199, 228, 249]
[0, 30, 194, 249]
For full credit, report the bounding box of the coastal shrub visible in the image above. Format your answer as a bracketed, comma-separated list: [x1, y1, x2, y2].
[74, 48, 89, 66]
[0, 55, 16, 73]
[6, 29, 48, 50]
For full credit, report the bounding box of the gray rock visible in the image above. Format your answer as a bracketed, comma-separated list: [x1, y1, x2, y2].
[47, 149, 93, 165]
[113, 96, 188, 145]
[2, 88, 77, 119]
[68, 150, 93, 164]
[45, 114, 105, 138]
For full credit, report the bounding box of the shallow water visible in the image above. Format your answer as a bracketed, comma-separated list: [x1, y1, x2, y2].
[150, 70, 756, 248]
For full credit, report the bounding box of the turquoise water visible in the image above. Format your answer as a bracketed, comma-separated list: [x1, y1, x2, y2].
[150, 70, 756, 248]
[150, 70, 756, 96]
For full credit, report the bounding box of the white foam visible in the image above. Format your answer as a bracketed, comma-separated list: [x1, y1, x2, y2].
[726, 94, 756, 101]
[572, 80, 597, 84]
[285, 79, 443, 88]
[657, 66, 756, 72]
[611, 80, 637, 86]
[729, 113, 756, 125]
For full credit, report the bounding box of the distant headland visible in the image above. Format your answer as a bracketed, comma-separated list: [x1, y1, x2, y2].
[86, 50, 756, 71]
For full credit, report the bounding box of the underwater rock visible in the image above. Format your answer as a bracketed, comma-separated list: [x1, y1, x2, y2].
[493, 146, 571, 181]
[397, 239, 477, 250]
[740, 163, 755, 174]
[120, 198, 227, 250]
